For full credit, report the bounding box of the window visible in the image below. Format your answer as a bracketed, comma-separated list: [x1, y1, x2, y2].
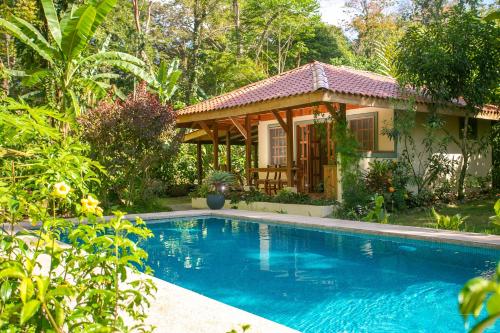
[459, 117, 478, 140]
[269, 127, 287, 165]
[349, 116, 375, 151]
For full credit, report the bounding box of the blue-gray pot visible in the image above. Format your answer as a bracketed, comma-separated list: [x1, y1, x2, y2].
[206, 193, 225, 210]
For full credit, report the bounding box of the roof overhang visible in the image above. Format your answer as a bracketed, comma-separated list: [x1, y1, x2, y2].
[177, 89, 499, 128]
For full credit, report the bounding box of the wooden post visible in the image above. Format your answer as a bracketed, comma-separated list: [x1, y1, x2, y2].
[245, 115, 252, 185]
[253, 143, 258, 168]
[213, 123, 219, 170]
[197, 141, 203, 184]
[286, 109, 294, 187]
[226, 129, 232, 172]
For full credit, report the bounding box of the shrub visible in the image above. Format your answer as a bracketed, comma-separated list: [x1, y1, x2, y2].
[362, 195, 389, 224]
[431, 207, 466, 231]
[79, 83, 177, 206]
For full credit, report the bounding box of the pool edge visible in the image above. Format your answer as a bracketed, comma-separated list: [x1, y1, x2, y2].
[135, 209, 500, 250]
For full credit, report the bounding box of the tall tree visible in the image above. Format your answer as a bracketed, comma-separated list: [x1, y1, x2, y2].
[395, 5, 499, 199]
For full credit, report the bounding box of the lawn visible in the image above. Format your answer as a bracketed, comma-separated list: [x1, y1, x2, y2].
[390, 196, 500, 235]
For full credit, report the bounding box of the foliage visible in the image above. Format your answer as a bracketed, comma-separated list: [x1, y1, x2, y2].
[0, 98, 104, 213]
[0, 185, 155, 332]
[205, 171, 236, 194]
[383, 105, 457, 205]
[395, 5, 500, 199]
[363, 195, 389, 224]
[431, 207, 467, 231]
[490, 199, 500, 226]
[0, 0, 153, 119]
[79, 83, 177, 206]
[459, 262, 500, 333]
[228, 188, 336, 206]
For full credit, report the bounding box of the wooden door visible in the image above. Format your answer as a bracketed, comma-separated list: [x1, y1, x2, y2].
[296, 124, 309, 192]
[296, 124, 327, 193]
[309, 125, 325, 192]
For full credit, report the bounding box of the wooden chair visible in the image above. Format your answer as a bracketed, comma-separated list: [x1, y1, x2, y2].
[255, 165, 272, 194]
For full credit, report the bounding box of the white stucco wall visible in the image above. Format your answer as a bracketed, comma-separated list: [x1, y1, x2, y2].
[401, 112, 492, 179]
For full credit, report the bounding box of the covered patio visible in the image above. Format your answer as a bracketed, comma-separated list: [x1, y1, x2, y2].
[177, 61, 418, 199]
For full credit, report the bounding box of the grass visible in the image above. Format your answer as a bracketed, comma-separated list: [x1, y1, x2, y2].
[108, 196, 191, 214]
[390, 196, 500, 235]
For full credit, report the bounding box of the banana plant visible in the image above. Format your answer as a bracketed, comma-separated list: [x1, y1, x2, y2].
[152, 59, 182, 105]
[0, 0, 154, 119]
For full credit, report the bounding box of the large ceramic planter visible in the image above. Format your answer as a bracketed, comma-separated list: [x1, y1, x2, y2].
[206, 193, 225, 210]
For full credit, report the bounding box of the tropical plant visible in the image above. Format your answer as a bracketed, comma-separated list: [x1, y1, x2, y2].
[430, 207, 466, 231]
[363, 195, 389, 224]
[459, 262, 500, 333]
[152, 59, 182, 105]
[0, 0, 154, 121]
[205, 171, 236, 194]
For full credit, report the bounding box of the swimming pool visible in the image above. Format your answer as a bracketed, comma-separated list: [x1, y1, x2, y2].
[142, 216, 499, 332]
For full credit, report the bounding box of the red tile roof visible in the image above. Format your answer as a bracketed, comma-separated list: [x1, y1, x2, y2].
[178, 61, 498, 118]
[179, 61, 408, 115]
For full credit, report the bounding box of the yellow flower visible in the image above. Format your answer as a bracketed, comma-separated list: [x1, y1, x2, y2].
[53, 182, 71, 198]
[388, 187, 395, 193]
[81, 195, 101, 215]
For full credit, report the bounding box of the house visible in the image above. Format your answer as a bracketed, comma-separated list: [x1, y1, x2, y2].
[177, 61, 498, 201]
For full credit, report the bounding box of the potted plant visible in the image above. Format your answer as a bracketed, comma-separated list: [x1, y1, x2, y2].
[205, 171, 235, 210]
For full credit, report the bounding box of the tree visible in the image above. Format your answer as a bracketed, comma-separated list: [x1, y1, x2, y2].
[395, 5, 500, 199]
[0, 0, 153, 122]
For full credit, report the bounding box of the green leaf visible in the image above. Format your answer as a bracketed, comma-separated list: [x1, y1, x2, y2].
[88, 0, 117, 37]
[34, 276, 49, 302]
[96, 60, 155, 84]
[68, 89, 81, 116]
[20, 299, 41, 325]
[10, 16, 56, 58]
[0, 18, 55, 64]
[41, 0, 62, 46]
[0, 281, 13, 303]
[61, 5, 97, 61]
[487, 294, 500, 314]
[80, 51, 145, 67]
[0, 267, 26, 280]
[19, 277, 34, 303]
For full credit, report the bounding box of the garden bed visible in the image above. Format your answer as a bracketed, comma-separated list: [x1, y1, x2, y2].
[191, 198, 335, 217]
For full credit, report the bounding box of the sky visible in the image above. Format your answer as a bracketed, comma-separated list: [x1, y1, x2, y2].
[319, 0, 352, 27]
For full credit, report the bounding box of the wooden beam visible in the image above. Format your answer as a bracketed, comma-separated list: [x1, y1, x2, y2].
[198, 121, 215, 141]
[197, 141, 203, 184]
[245, 115, 252, 186]
[286, 109, 294, 187]
[229, 116, 247, 140]
[213, 123, 219, 170]
[226, 129, 232, 172]
[271, 110, 288, 134]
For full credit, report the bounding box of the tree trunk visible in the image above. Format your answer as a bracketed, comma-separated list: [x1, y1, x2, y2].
[457, 113, 470, 200]
[186, 0, 205, 103]
[232, 0, 241, 57]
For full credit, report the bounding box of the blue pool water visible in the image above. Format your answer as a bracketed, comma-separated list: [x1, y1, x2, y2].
[142, 216, 499, 332]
